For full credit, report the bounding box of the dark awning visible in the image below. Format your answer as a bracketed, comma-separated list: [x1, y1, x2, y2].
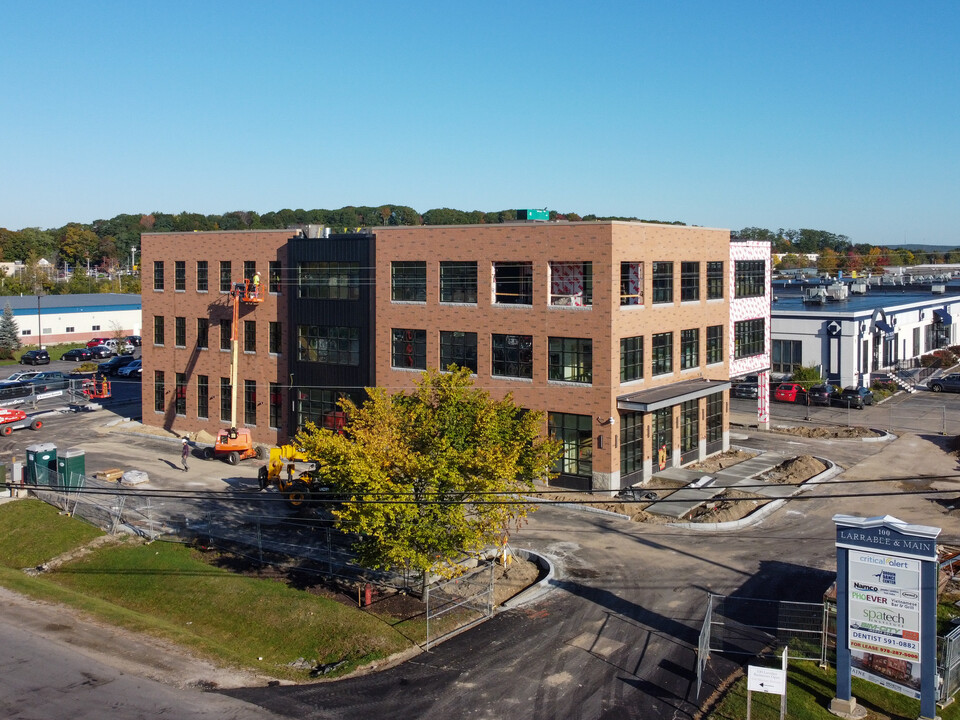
[618, 378, 731, 413]
[874, 320, 894, 333]
[934, 309, 953, 325]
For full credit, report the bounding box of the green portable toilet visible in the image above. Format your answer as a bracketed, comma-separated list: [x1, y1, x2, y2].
[57, 448, 85, 490]
[25, 443, 57, 486]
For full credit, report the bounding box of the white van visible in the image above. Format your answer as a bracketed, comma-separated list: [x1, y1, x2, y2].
[102, 339, 135, 356]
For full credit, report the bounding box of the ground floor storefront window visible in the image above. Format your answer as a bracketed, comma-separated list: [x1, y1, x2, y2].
[548, 412, 592, 490]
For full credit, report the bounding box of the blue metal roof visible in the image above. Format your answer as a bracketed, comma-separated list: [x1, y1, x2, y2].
[0, 294, 141, 316]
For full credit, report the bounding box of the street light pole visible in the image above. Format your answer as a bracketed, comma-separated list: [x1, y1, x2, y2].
[37, 294, 42, 349]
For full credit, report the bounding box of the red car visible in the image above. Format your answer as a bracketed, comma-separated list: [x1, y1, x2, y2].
[774, 383, 807, 403]
[86, 337, 111, 348]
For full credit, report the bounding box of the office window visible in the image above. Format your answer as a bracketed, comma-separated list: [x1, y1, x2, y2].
[175, 261, 186, 291]
[391, 261, 426, 302]
[21, 329, 31, 336]
[680, 328, 699, 370]
[548, 412, 592, 477]
[296, 388, 349, 432]
[492, 334, 533, 379]
[298, 325, 360, 365]
[269, 383, 282, 429]
[620, 262, 644, 306]
[298, 261, 360, 300]
[680, 399, 698, 458]
[392, 328, 427, 370]
[153, 316, 165, 346]
[652, 407, 672, 469]
[153, 261, 164, 291]
[196, 375, 209, 419]
[440, 331, 478, 373]
[548, 337, 592, 384]
[244, 261, 256, 282]
[175, 372, 187, 416]
[220, 377, 231, 422]
[175, 316, 186, 347]
[652, 262, 673, 304]
[197, 318, 209, 349]
[244, 380, 256, 425]
[735, 318, 765, 359]
[154, 371, 165, 412]
[772, 338, 802, 373]
[734, 260, 765, 298]
[493, 261, 533, 305]
[620, 336, 643, 382]
[620, 412, 643, 478]
[244, 320, 256, 352]
[219, 261, 232, 292]
[65, 326, 74, 333]
[197, 260, 208, 292]
[706, 392, 722, 445]
[440, 261, 478, 303]
[269, 260, 281, 294]
[269, 322, 282, 354]
[680, 262, 699, 302]
[706, 325, 723, 364]
[220, 320, 231, 350]
[707, 261, 723, 299]
[549, 261, 592, 306]
[652, 332, 673, 375]
[92, 325, 100, 331]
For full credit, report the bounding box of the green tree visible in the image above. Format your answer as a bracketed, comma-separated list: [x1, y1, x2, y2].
[817, 248, 840, 274]
[293, 367, 560, 578]
[790, 364, 823, 387]
[0, 302, 21, 359]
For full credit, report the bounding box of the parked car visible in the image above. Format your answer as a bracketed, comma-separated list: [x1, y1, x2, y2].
[125, 335, 142, 347]
[117, 359, 142, 378]
[98, 355, 137, 376]
[88, 345, 113, 359]
[774, 383, 808, 403]
[26, 371, 70, 391]
[928, 374, 960, 393]
[62, 348, 94, 362]
[808, 384, 841, 406]
[730, 374, 760, 399]
[4, 371, 40, 382]
[86, 337, 111, 348]
[20, 349, 50, 365]
[837, 386, 874, 409]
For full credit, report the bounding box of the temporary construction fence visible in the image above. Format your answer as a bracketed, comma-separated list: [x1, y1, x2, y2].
[425, 561, 496, 650]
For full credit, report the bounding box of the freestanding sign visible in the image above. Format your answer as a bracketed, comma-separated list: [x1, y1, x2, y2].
[832, 515, 940, 719]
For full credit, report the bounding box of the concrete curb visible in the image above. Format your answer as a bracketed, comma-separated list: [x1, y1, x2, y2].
[501, 549, 555, 608]
[668, 456, 841, 532]
[862, 430, 896, 443]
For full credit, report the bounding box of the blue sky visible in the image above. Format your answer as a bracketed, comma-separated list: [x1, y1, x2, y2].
[1, 1, 958, 246]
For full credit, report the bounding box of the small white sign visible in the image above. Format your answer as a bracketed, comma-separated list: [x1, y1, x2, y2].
[748, 665, 786, 695]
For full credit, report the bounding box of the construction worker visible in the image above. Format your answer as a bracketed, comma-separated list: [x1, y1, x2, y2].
[252, 271, 261, 296]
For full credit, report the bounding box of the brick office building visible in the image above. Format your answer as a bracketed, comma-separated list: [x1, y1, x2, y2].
[141, 221, 770, 493]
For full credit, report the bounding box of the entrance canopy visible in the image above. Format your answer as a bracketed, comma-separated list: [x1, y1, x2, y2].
[618, 378, 731, 413]
[934, 308, 953, 325]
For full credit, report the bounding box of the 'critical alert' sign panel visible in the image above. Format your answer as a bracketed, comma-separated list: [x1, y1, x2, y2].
[847, 551, 921, 664]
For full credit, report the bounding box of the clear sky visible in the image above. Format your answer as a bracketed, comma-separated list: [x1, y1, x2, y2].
[1, 1, 958, 246]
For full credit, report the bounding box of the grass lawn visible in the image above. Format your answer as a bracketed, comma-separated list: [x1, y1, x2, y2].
[0, 499, 418, 680]
[708, 659, 960, 720]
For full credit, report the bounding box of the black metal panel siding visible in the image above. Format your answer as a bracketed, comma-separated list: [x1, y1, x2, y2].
[287, 232, 377, 400]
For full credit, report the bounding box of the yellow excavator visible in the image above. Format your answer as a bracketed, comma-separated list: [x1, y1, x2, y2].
[258, 444, 320, 507]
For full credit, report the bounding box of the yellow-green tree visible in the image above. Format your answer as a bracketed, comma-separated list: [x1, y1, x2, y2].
[293, 367, 560, 577]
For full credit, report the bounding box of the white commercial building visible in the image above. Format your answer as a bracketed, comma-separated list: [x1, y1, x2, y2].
[1, 294, 142, 347]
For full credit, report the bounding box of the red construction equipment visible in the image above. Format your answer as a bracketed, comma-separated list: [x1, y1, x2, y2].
[82, 377, 111, 400]
[0, 407, 42, 436]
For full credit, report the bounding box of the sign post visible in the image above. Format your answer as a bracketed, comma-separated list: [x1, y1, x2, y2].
[832, 514, 940, 719]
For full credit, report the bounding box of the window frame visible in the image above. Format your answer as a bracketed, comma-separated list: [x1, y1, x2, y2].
[154, 370, 165, 412]
[549, 261, 592, 307]
[620, 336, 643, 382]
[391, 261, 427, 302]
[244, 379, 256, 425]
[652, 262, 673, 304]
[297, 325, 360, 366]
[268, 261, 281, 294]
[197, 375, 208, 419]
[706, 325, 723, 365]
[680, 328, 699, 370]
[220, 319, 231, 351]
[734, 260, 765, 298]
[219, 261, 232, 293]
[439, 330, 478, 373]
[706, 261, 723, 300]
[197, 260, 208, 292]
[651, 332, 673, 375]
[153, 316, 165, 346]
[269, 321, 281, 354]
[174, 372, 187, 416]
[392, 328, 428, 370]
[548, 412, 593, 477]
[734, 318, 765, 359]
[298, 261, 360, 300]
[197, 318, 209, 349]
[548, 337, 593, 384]
[440, 261, 478, 304]
[492, 333, 534, 379]
[680, 262, 699, 302]
[174, 261, 186, 291]
[493, 261, 533, 305]
[244, 320, 256, 353]
[174, 316, 186, 348]
[220, 377, 231, 422]
[153, 261, 164, 291]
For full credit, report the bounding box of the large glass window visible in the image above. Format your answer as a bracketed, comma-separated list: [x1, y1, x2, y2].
[548, 337, 592, 384]
[734, 260, 765, 298]
[680, 262, 699, 302]
[197, 318, 209, 349]
[734, 318, 765, 359]
[652, 332, 673, 375]
[175, 316, 186, 347]
[620, 336, 643, 382]
[296, 388, 349, 432]
[549, 412, 592, 477]
[549, 262, 592, 306]
[269, 322, 282, 354]
[153, 261, 164, 291]
[706, 392, 722, 445]
[297, 325, 360, 365]
[772, 338, 802, 373]
[706, 325, 723, 364]
[244, 260, 256, 282]
[220, 377, 231, 422]
[269, 383, 282, 429]
[440, 331, 478, 373]
[219, 261, 232, 293]
[620, 412, 643, 478]
[707, 261, 723, 299]
[197, 261, 208, 292]
[175, 372, 187, 416]
[220, 319, 231, 351]
[154, 371, 165, 412]
[175, 261, 186, 291]
[620, 262, 643, 306]
[153, 316, 165, 346]
[197, 375, 208, 419]
[652, 407, 672, 470]
[392, 328, 427, 369]
[652, 262, 673, 304]
[680, 328, 699, 370]
[244, 321, 256, 353]
[493, 262, 533, 305]
[391, 261, 426, 302]
[440, 262, 478, 303]
[269, 261, 281, 294]
[492, 334, 533, 379]
[244, 380, 256, 425]
[298, 261, 360, 300]
[680, 399, 698, 461]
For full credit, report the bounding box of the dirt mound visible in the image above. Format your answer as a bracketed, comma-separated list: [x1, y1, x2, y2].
[759, 455, 827, 485]
[773, 425, 880, 439]
[688, 450, 756, 473]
